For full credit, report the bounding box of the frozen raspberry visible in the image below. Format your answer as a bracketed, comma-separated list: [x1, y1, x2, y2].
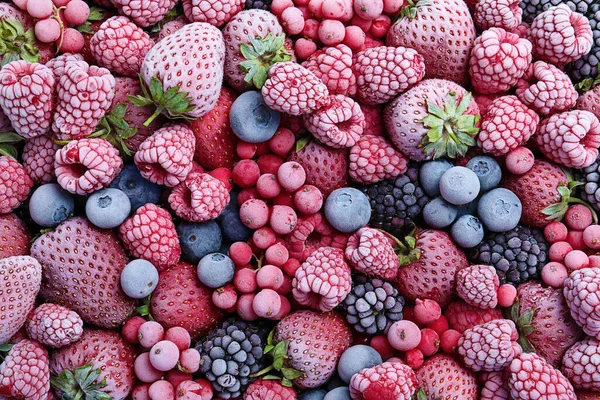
[0, 156, 33, 214]
[515, 61, 578, 116]
[536, 110, 600, 169]
[119, 204, 181, 271]
[349, 362, 417, 400]
[292, 246, 352, 312]
[564, 267, 600, 339]
[90, 16, 154, 77]
[469, 28, 532, 95]
[168, 172, 230, 222]
[262, 62, 329, 116]
[0, 339, 50, 399]
[474, 93, 504, 117]
[353, 45, 426, 105]
[349, 135, 408, 184]
[244, 378, 297, 400]
[55, 138, 123, 195]
[360, 103, 385, 136]
[562, 337, 600, 391]
[458, 319, 520, 372]
[52, 60, 115, 140]
[183, 0, 244, 27]
[110, 0, 177, 27]
[302, 44, 356, 97]
[25, 303, 83, 348]
[22, 135, 59, 184]
[479, 371, 510, 400]
[284, 212, 348, 262]
[530, 4, 593, 66]
[474, 0, 522, 31]
[0, 60, 54, 139]
[345, 227, 400, 280]
[456, 265, 500, 309]
[477, 96, 539, 156]
[304, 94, 365, 148]
[134, 124, 196, 187]
[446, 300, 504, 334]
[508, 353, 576, 400]
[45, 53, 85, 80]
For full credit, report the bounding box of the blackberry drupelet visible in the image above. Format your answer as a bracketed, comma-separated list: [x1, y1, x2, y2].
[245, 0, 273, 10]
[469, 225, 549, 285]
[343, 274, 404, 335]
[196, 318, 270, 399]
[580, 154, 600, 211]
[360, 164, 430, 235]
[519, 0, 563, 23]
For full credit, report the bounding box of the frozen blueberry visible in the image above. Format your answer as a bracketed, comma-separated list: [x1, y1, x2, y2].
[419, 159, 453, 197]
[439, 166, 481, 205]
[110, 164, 161, 211]
[299, 390, 327, 400]
[337, 345, 382, 383]
[324, 187, 372, 233]
[29, 183, 74, 227]
[323, 387, 351, 400]
[197, 253, 235, 288]
[466, 156, 502, 192]
[456, 197, 479, 218]
[230, 91, 280, 143]
[120, 259, 159, 299]
[86, 188, 131, 229]
[220, 209, 252, 242]
[177, 221, 222, 264]
[423, 196, 459, 229]
[451, 214, 485, 248]
[477, 188, 522, 232]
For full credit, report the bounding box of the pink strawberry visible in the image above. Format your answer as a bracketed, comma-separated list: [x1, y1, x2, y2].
[349, 135, 408, 184]
[0, 155, 33, 214]
[416, 354, 479, 400]
[26, 303, 83, 348]
[22, 134, 60, 184]
[0, 213, 30, 259]
[507, 353, 576, 400]
[0, 339, 50, 399]
[183, 0, 244, 27]
[110, 0, 177, 27]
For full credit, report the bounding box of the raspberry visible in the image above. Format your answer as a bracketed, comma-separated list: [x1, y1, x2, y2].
[25, 303, 83, 348]
[292, 246, 352, 312]
[0, 156, 33, 214]
[119, 204, 181, 271]
[22, 135, 60, 184]
[304, 94, 365, 148]
[90, 16, 154, 77]
[45, 53, 85, 80]
[458, 319, 520, 372]
[515, 61, 578, 116]
[508, 353, 576, 400]
[479, 371, 510, 400]
[55, 138, 123, 195]
[111, 0, 177, 27]
[469, 28, 532, 95]
[0, 340, 50, 399]
[262, 62, 329, 115]
[360, 103, 385, 136]
[349, 362, 417, 400]
[302, 44, 356, 97]
[563, 267, 600, 339]
[456, 264, 499, 309]
[345, 227, 400, 280]
[168, 172, 230, 222]
[284, 212, 348, 262]
[349, 135, 408, 184]
[474, 0, 522, 31]
[562, 337, 600, 391]
[182, 0, 244, 27]
[134, 124, 196, 187]
[244, 378, 297, 400]
[0, 60, 54, 139]
[446, 300, 503, 334]
[353, 45, 426, 105]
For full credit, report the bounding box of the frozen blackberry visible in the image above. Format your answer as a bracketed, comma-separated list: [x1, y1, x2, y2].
[343, 275, 404, 335]
[567, 2, 600, 83]
[519, 0, 563, 23]
[245, 0, 272, 10]
[196, 318, 270, 399]
[360, 164, 430, 235]
[469, 225, 549, 286]
[580, 154, 600, 211]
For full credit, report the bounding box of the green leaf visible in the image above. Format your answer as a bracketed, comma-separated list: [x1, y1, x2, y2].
[240, 43, 260, 61]
[267, 329, 275, 346]
[273, 357, 284, 370]
[273, 341, 287, 359]
[0, 132, 23, 143]
[518, 309, 535, 327]
[426, 102, 447, 120]
[263, 344, 275, 354]
[149, 77, 165, 103]
[128, 95, 154, 108]
[76, 21, 94, 34]
[521, 325, 536, 337]
[295, 136, 311, 152]
[87, 6, 105, 21]
[281, 367, 302, 380]
[281, 378, 293, 387]
[0, 344, 13, 352]
[0, 144, 18, 158]
[557, 185, 571, 198]
[263, 375, 281, 380]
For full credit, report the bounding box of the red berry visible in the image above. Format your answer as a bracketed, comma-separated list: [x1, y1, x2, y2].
[272, 295, 291, 319]
[149, 340, 180, 371]
[567, 230, 587, 250]
[229, 242, 253, 267]
[541, 262, 569, 288]
[14, 0, 28, 10]
[240, 199, 270, 229]
[544, 221, 569, 243]
[138, 321, 164, 349]
[564, 250, 589, 270]
[383, 0, 403, 14]
[178, 348, 201, 373]
[549, 241, 574, 262]
[281, 7, 305, 35]
[268, 128, 295, 157]
[236, 141, 257, 159]
[237, 187, 260, 206]
[354, 0, 383, 20]
[293, 185, 324, 215]
[212, 284, 238, 310]
[277, 161, 307, 192]
[59, 28, 84, 52]
[270, 205, 298, 235]
[405, 348, 424, 369]
[208, 167, 233, 191]
[27, 0, 53, 19]
[63, 0, 90, 25]
[265, 243, 289, 266]
[164, 327, 191, 351]
[252, 227, 277, 249]
[252, 288, 281, 318]
[257, 154, 284, 175]
[283, 258, 301, 277]
[122, 316, 146, 344]
[274, 274, 293, 295]
[294, 38, 318, 59]
[256, 173, 282, 199]
[370, 335, 395, 359]
[344, 25, 366, 50]
[388, 320, 421, 351]
[134, 352, 162, 383]
[565, 204, 594, 230]
[256, 264, 284, 290]
[302, 19, 320, 40]
[427, 315, 449, 336]
[322, 0, 346, 18]
[413, 299, 442, 325]
[232, 160, 260, 188]
[271, 0, 293, 16]
[148, 380, 175, 400]
[497, 284, 518, 307]
[583, 225, 600, 249]
[273, 192, 295, 207]
[237, 293, 259, 321]
[132, 384, 151, 400]
[369, 14, 390, 37]
[233, 268, 257, 294]
[440, 329, 461, 354]
[34, 18, 61, 43]
[319, 20, 346, 46]
[590, 254, 600, 268]
[165, 370, 192, 388]
[505, 147, 535, 175]
[308, 0, 325, 19]
[417, 328, 440, 357]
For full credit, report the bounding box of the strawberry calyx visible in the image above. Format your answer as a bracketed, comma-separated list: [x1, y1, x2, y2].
[419, 92, 479, 159]
[378, 228, 422, 266]
[90, 102, 138, 157]
[508, 300, 537, 354]
[399, 0, 432, 20]
[74, 6, 105, 35]
[0, 19, 40, 67]
[250, 329, 303, 387]
[0, 343, 13, 363]
[239, 33, 292, 90]
[575, 74, 600, 92]
[50, 364, 111, 400]
[135, 294, 154, 320]
[541, 177, 598, 224]
[0, 132, 24, 158]
[128, 75, 196, 126]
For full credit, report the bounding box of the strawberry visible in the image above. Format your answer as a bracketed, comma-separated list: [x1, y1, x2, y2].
[30, 217, 137, 329]
[0, 339, 50, 399]
[0, 3, 41, 66]
[0, 256, 42, 345]
[50, 329, 136, 400]
[396, 229, 469, 308]
[415, 354, 478, 400]
[0, 213, 30, 259]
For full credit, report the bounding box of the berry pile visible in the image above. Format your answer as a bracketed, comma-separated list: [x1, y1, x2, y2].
[4, 0, 600, 399]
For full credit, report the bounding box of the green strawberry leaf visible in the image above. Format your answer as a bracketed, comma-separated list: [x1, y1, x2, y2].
[281, 367, 302, 380]
[0, 132, 23, 144]
[295, 136, 311, 153]
[0, 144, 18, 158]
[281, 378, 293, 387]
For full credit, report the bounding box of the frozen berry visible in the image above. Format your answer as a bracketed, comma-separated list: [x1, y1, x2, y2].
[564, 250, 589, 270]
[497, 284, 517, 307]
[283, 258, 301, 277]
[178, 348, 201, 374]
[134, 352, 162, 383]
[541, 262, 569, 288]
[370, 335, 395, 359]
[256, 264, 284, 290]
[322, 0, 346, 18]
[59, 28, 85, 53]
[164, 327, 191, 352]
[229, 242, 253, 267]
[257, 154, 284, 175]
[308, 0, 325, 18]
[27, 0, 53, 19]
[583, 225, 600, 249]
[268, 128, 295, 157]
[293, 185, 324, 215]
[369, 14, 391, 37]
[149, 340, 180, 372]
[294, 38, 318, 59]
[505, 147, 534, 175]
[544, 222, 569, 243]
[413, 299, 442, 325]
[418, 328, 440, 356]
[256, 173, 282, 198]
[344, 25, 366, 50]
[549, 241, 574, 262]
[318, 19, 346, 46]
[440, 329, 461, 354]
[138, 321, 165, 349]
[405, 348, 424, 369]
[265, 243, 289, 266]
[148, 380, 175, 400]
[277, 161, 306, 192]
[387, 320, 421, 351]
[122, 316, 146, 344]
[212, 284, 238, 310]
[354, 0, 383, 20]
[270, 205, 297, 234]
[34, 18, 61, 43]
[132, 384, 151, 400]
[252, 289, 281, 318]
[232, 160, 260, 188]
[165, 370, 192, 389]
[240, 199, 270, 229]
[427, 316, 449, 336]
[120, 259, 159, 299]
[302, 18, 320, 40]
[383, 0, 403, 13]
[590, 255, 600, 268]
[565, 204, 594, 230]
[234, 268, 257, 293]
[63, 0, 90, 25]
[252, 227, 277, 249]
[197, 253, 235, 288]
[281, 7, 304, 35]
[271, 0, 294, 16]
[237, 293, 259, 321]
[567, 230, 587, 251]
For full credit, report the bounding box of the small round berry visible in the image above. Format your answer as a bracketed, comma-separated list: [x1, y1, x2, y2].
[120, 259, 159, 299]
[324, 187, 371, 233]
[369, 335, 395, 359]
[208, 168, 233, 191]
[271, 0, 294, 16]
[232, 160, 260, 188]
[383, 0, 403, 13]
[565, 204, 594, 230]
[252, 288, 282, 318]
[164, 327, 191, 352]
[387, 320, 422, 351]
[564, 250, 589, 270]
[302, 18, 320, 40]
[197, 253, 235, 288]
[440, 329, 461, 354]
[132, 383, 151, 400]
[414, 299, 442, 325]
[505, 147, 535, 175]
[308, 0, 324, 18]
[86, 188, 131, 229]
[354, 0, 383, 20]
[29, 183, 74, 228]
[252, 227, 277, 249]
[497, 284, 518, 307]
[451, 214, 485, 248]
[256, 173, 282, 198]
[268, 128, 295, 157]
[240, 199, 270, 229]
[277, 161, 306, 192]
[165, 370, 192, 389]
[230, 91, 280, 143]
[149, 340, 180, 372]
[134, 352, 162, 383]
[440, 167, 481, 205]
[590, 255, 600, 268]
[544, 222, 569, 243]
[237, 293, 259, 321]
[257, 154, 285, 175]
[275, 274, 292, 295]
[275, 192, 295, 208]
[229, 242, 253, 266]
[427, 316, 449, 336]
[294, 185, 324, 215]
[281, 7, 305, 35]
[236, 141, 257, 159]
[549, 241, 574, 262]
[234, 268, 258, 294]
[212, 284, 238, 310]
[63, 0, 90, 25]
[337, 345, 382, 384]
[405, 348, 425, 369]
[344, 25, 366, 50]
[178, 348, 201, 374]
[148, 380, 175, 400]
[13, 0, 28, 10]
[321, 0, 346, 18]
[541, 262, 569, 288]
[256, 264, 284, 290]
[265, 243, 289, 266]
[59, 28, 85, 52]
[283, 258, 301, 277]
[584, 225, 600, 249]
[466, 156, 502, 192]
[27, 0, 53, 19]
[270, 205, 298, 235]
[477, 188, 522, 233]
[423, 197, 458, 229]
[294, 38, 318, 59]
[122, 316, 146, 344]
[318, 19, 346, 46]
[567, 230, 587, 250]
[34, 18, 61, 43]
[369, 14, 391, 37]
[418, 328, 440, 356]
[138, 321, 165, 349]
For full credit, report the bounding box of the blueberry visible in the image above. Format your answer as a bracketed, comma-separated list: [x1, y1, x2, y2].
[324, 187, 372, 233]
[120, 259, 159, 299]
[337, 345, 382, 383]
[419, 159, 453, 196]
[177, 221, 222, 264]
[323, 387, 351, 400]
[423, 196, 459, 229]
[29, 183, 74, 227]
[85, 188, 131, 229]
[197, 253, 235, 288]
[230, 91, 280, 143]
[439, 166, 481, 205]
[110, 164, 161, 211]
[220, 210, 252, 242]
[326, 375, 347, 391]
[466, 156, 502, 192]
[456, 197, 479, 218]
[451, 214, 485, 248]
[299, 389, 327, 400]
[477, 188, 522, 232]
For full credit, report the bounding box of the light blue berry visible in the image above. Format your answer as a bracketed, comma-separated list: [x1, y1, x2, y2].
[477, 188, 522, 232]
[420, 159, 453, 196]
[337, 345, 382, 383]
[323, 387, 351, 400]
[324, 188, 371, 233]
[86, 188, 131, 229]
[120, 259, 159, 299]
[230, 91, 280, 143]
[29, 183, 74, 227]
[451, 214, 485, 248]
[439, 166, 481, 205]
[423, 197, 459, 229]
[197, 253, 235, 288]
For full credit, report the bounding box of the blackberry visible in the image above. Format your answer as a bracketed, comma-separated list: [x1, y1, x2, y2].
[360, 164, 430, 235]
[519, 0, 563, 23]
[343, 275, 404, 335]
[469, 225, 549, 286]
[196, 318, 270, 399]
[245, 0, 272, 10]
[567, 2, 600, 83]
[580, 154, 600, 211]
